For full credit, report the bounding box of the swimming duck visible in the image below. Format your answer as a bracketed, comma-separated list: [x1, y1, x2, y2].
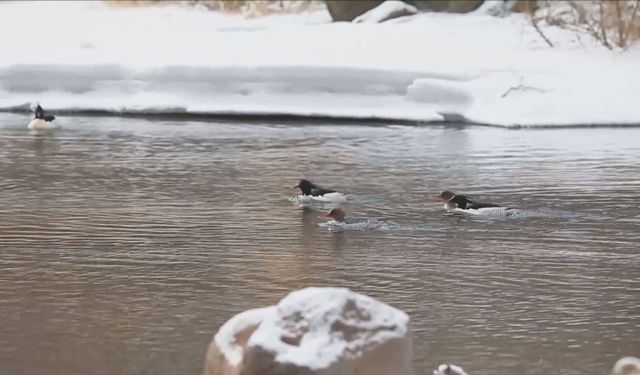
[292, 179, 347, 203]
[318, 208, 397, 231]
[28, 104, 56, 130]
[431, 190, 515, 216]
[319, 207, 348, 222]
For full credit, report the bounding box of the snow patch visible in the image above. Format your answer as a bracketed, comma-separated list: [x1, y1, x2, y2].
[213, 306, 276, 366]
[472, 0, 517, 17]
[353, 1, 417, 23]
[434, 364, 469, 375]
[0, 1, 639, 127]
[248, 287, 409, 370]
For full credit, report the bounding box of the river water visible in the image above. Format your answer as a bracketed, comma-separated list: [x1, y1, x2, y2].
[0, 113, 638, 375]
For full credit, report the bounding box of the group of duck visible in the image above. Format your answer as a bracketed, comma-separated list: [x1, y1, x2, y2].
[292, 178, 517, 227]
[27, 105, 515, 221]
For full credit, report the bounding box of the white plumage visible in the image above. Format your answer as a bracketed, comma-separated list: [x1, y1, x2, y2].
[450, 206, 519, 217]
[28, 118, 55, 130]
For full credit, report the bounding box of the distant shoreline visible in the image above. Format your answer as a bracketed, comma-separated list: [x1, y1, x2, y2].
[3, 108, 640, 129]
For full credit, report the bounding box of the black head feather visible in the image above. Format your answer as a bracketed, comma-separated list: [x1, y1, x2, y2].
[34, 104, 54, 122]
[35, 104, 44, 119]
[296, 179, 316, 195]
[450, 195, 472, 209]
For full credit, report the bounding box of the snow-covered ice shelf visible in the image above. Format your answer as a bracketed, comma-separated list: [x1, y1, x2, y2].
[1, 1, 639, 128]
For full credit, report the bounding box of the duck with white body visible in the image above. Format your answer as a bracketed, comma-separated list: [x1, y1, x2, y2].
[28, 104, 56, 130]
[291, 178, 348, 205]
[431, 190, 517, 217]
[319, 208, 396, 231]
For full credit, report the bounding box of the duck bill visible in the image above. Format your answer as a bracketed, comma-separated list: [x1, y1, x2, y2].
[319, 213, 332, 219]
[292, 184, 300, 190]
[430, 194, 445, 201]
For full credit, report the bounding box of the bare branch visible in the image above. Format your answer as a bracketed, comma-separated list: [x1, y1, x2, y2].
[598, 1, 612, 49]
[623, 0, 640, 48]
[501, 77, 546, 98]
[531, 16, 554, 47]
[614, 0, 624, 47]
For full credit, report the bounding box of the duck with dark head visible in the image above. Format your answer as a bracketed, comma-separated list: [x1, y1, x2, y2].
[431, 190, 514, 216]
[292, 179, 347, 203]
[28, 104, 56, 130]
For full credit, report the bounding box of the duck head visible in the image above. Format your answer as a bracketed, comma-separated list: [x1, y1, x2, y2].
[292, 179, 315, 195]
[35, 104, 45, 119]
[431, 190, 456, 202]
[34, 104, 55, 122]
[430, 190, 471, 210]
[319, 208, 346, 222]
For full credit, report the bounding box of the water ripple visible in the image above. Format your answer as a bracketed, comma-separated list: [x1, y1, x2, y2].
[0, 116, 639, 375]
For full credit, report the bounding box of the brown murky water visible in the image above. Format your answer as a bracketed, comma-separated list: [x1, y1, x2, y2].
[0, 113, 639, 375]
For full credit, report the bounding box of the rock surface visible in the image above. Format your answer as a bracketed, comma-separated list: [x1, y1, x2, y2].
[325, 0, 384, 22]
[205, 287, 412, 375]
[410, 0, 484, 13]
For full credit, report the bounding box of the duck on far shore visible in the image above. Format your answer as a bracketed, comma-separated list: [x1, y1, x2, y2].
[28, 104, 56, 130]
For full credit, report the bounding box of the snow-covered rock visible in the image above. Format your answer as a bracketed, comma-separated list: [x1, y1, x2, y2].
[611, 357, 640, 375]
[433, 364, 468, 375]
[206, 307, 275, 375]
[205, 287, 413, 375]
[325, 0, 384, 22]
[353, 1, 418, 23]
[472, 0, 518, 17]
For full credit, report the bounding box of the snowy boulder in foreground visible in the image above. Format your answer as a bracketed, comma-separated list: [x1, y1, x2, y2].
[611, 357, 640, 375]
[433, 364, 468, 375]
[205, 287, 413, 375]
[353, 1, 418, 23]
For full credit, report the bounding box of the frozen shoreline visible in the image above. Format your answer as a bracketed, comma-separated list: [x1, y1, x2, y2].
[1, 1, 639, 128]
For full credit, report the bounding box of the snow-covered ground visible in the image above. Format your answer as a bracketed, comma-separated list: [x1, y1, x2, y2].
[1, 1, 638, 127]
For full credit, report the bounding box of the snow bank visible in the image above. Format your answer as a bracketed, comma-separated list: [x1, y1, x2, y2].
[408, 70, 640, 127]
[0, 1, 639, 127]
[353, 1, 417, 23]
